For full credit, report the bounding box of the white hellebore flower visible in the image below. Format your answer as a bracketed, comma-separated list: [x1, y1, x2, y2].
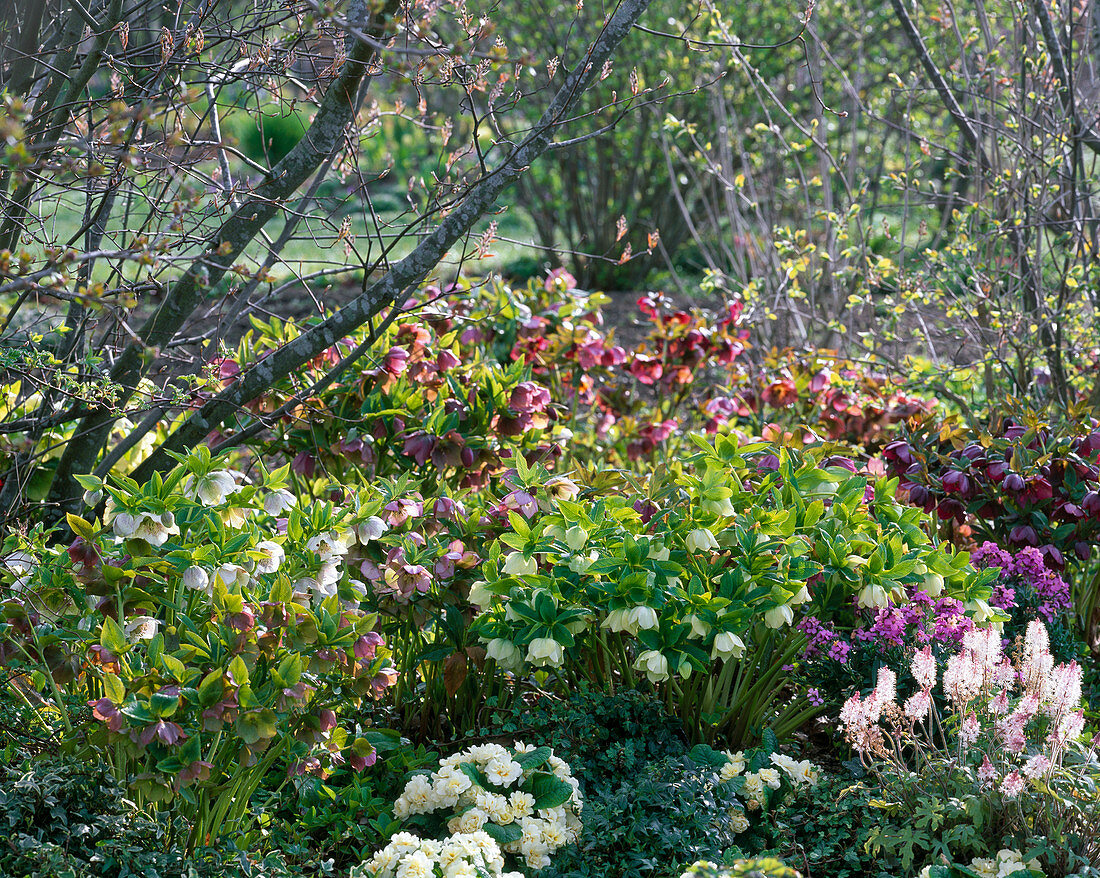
[648, 544, 670, 561]
[856, 583, 889, 609]
[263, 489, 296, 516]
[920, 571, 944, 596]
[124, 615, 160, 642]
[764, 604, 794, 629]
[3, 550, 35, 593]
[186, 470, 239, 506]
[526, 637, 564, 667]
[502, 552, 537, 576]
[686, 528, 719, 552]
[711, 630, 746, 661]
[701, 495, 736, 517]
[112, 511, 139, 539]
[357, 515, 389, 543]
[626, 604, 659, 631]
[182, 566, 211, 596]
[254, 540, 285, 574]
[634, 649, 670, 683]
[132, 511, 180, 547]
[567, 551, 598, 574]
[602, 607, 631, 632]
[214, 563, 250, 591]
[307, 530, 350, 560]
[467, 580, 495, 611]
[684, 614, 710, 639]
[564, 526, 588, 552]
[486, 638, 524, 671]
[965, 598, 997, 624]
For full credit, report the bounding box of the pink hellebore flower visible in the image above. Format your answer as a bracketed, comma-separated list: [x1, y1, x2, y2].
[384, 498, 423, 527]
[137, 719, 186, 748]
[501, 489, 538, 519]
[383, 347, 409, 376]
[509, 381, 551, 414]
[354, 631, 384, 659]
[350, 750, 378, 772]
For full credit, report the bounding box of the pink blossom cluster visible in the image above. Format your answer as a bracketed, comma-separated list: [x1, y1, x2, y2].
[839, 620, 1087, 796]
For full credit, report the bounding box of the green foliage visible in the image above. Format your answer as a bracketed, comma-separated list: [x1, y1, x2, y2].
[480, 687, 690, 795]
[541, 751, 745, 878]
[736, 772, 893, 878]
[680, 858, 802, 878]
[0, 756, 301, 878]
[471, 435, 996, 745]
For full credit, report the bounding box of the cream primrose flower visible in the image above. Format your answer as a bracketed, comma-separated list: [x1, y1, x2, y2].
[526, 637, 564, 667]
[763, 604, 794, 629]
[263, 488, 296, 516]
[395, 849, 433, 878]
[486, 797, 516, 825]
[254, 540, 285, 574]
[720, 751, 746, 780]
[485, 757, 523, 787]
[184, 470, 240, 506]
[509, 791, 535, 818]
[486, 638, 524, 671]
[740, 772, 765, 799]
[767, 753, 819, 786]
[686, 527, 719, 552]
[502, 552, 537, 576]
[729, 808, 750, 833]
[757, 767, 782, 789]
[634, 649, 670, 682]
[710, 630, 746, 661]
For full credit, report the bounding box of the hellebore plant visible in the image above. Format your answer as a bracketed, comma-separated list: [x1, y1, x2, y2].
[0, 449, 399, 850]
[469, 435, 995, 747]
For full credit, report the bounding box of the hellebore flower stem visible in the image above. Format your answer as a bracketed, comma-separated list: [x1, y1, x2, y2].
[30, 636, 73, 733]
[616, 633, 637, 688]
[593, 631, 617, 695]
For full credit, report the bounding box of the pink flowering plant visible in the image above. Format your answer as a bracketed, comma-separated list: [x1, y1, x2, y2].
[839, 621, 1100, 874]
[0, 448, 400, 850]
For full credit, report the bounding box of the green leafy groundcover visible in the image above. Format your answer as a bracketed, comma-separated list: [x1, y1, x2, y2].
[681, 859, 802, 878]
[0, 757, 298, 878]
